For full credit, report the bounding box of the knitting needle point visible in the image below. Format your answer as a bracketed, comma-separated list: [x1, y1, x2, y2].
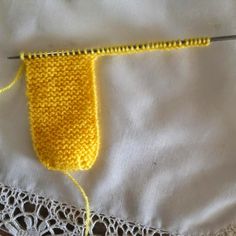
[211, 34, 236, 42]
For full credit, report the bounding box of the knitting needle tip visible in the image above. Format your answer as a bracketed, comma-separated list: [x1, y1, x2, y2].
[8, 56, 20, 59]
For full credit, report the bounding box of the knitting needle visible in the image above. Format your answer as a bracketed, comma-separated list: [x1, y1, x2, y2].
[7, 34, 236, 60]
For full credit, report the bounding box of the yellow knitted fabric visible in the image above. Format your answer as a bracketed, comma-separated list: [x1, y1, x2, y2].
[20, 37, 210, 172]
[24, 55, 99, 171]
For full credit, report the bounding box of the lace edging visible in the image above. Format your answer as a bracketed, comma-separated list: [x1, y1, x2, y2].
[0, 183, 176, 236]
[0, 183, 235, 236]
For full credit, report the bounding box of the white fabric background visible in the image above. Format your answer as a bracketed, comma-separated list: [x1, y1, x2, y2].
[0, 0, 236, 235]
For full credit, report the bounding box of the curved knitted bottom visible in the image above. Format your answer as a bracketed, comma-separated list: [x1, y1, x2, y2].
[24, 55, 100, 171]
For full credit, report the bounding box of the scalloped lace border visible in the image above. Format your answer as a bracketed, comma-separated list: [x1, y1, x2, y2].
[0, 183, 235, 236]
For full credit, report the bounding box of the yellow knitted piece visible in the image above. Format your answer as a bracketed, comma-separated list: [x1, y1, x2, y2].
[24, 55, 99, 171]
[14, 37, 211, 171]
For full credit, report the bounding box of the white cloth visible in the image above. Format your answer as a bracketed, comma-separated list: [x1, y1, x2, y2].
[1, 1, 236, 235]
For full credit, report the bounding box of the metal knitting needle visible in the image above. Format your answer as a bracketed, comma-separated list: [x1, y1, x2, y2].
[7, 34, 236, 60]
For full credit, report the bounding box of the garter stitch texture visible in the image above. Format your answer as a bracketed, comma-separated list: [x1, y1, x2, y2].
[24, 55, 99, 171]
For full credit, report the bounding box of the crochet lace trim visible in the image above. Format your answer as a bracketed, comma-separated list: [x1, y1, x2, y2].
[0, 183, 235, 236]
[0, 183, 176, 236]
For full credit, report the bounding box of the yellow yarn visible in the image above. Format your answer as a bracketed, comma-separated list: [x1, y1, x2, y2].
[97, 37, 211, 56]
[24, 54, 100, 171]
[63, 172, 90, 236]
[0, 64, 24, 94]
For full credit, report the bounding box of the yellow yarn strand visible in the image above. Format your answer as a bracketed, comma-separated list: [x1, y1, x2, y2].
[0, 64, 24, 94]
[63, 172, 90, 236]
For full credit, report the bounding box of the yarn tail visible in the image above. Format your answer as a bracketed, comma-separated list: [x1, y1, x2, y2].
[63, 172, 91, 236]
[0, 64, 24, 94]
